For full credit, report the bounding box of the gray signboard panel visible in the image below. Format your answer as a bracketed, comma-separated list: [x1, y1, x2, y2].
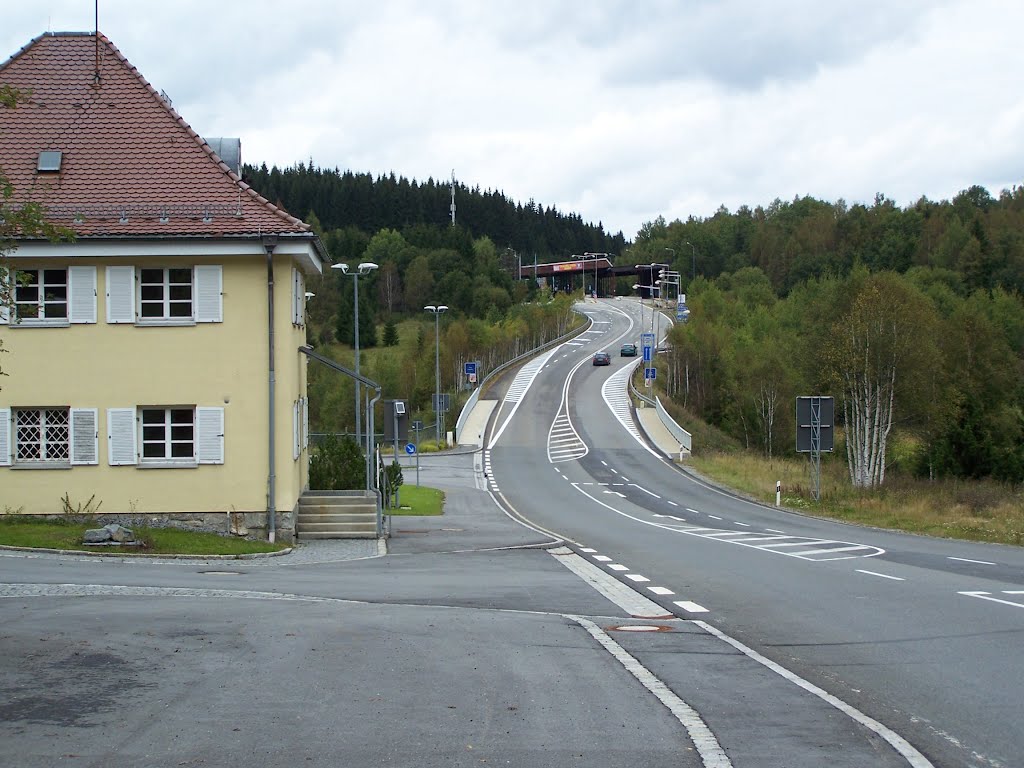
[796, 396, 835, 453]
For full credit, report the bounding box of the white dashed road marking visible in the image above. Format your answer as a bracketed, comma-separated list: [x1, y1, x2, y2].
[674, 601, 709, 613]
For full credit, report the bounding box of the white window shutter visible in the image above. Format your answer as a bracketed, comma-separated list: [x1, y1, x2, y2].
[302, 397, 309, 450]
[297, 270, 305, 326]
[0, 268, 9, 324]
[195, 265, 223, 323]
[292, 400, 300, 460]
[105, 266, 135, 323]
[0, 408, 10, 466]
[70, 408, 99, 465]
[107, 408, 137, 465]
[196, 407, 224, 464]
[68, 266, 97, 323]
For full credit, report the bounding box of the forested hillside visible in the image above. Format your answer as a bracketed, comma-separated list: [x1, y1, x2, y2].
[244, 163, 626, 259]
[243, 160, 1023, 484]
[631, 185, 1024, 485]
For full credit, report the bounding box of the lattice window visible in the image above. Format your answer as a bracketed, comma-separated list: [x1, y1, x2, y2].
[139, 268, 193, 319]
[15, 408, 70, 462]
[15, 269, 68, 321]
[141, 408, 195, 461]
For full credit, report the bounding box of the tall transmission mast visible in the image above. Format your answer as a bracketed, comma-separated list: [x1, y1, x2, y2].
[450, 169, 456, 226]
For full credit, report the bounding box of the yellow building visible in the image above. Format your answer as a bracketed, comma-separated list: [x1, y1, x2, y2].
[0, 32, 326, 542]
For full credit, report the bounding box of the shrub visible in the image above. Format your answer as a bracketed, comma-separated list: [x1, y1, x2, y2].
[309, 434, 366, 490]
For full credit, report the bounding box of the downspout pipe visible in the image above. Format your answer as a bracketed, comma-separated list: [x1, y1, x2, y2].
[368, 385, 383, 535]
[263, 234, 279, 543]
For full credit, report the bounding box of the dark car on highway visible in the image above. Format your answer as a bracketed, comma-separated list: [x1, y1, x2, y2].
[620, 343, 638, 357]
[593, 351, 611, 366]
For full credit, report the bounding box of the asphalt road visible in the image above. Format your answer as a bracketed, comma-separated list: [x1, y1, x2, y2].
[485, 298, 1024, 768]
[3, 298, 1021, 767]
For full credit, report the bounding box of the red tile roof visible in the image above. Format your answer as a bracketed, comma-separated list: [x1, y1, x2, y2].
[0, 32, 310, 238]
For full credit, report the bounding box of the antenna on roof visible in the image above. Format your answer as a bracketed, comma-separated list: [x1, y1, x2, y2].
[93, 0, 101, 85]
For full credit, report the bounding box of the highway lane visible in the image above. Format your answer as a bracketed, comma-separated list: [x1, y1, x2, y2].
[486, 298, 1024, 768]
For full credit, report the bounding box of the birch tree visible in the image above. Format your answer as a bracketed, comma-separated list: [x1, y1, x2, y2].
[824, 273, 938, 488]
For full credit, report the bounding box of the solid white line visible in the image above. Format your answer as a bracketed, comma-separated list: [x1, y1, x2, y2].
[856, 569, 905, 581]
[948, 556, 996, 565]
[629, 484, 661, 499]
[732, 535, 793, 543]
[648, 587, 674, 595]
[958, 591, 1024, 610]
[692, 621, 934, 767]
[571, 617, 732, 768]
[758, 540, 829, 548]
[674, 601, 708, 613]
[796, 545, 871, 557]
[625, 574, 650, 583]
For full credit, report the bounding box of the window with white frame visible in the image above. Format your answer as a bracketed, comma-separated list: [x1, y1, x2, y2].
[0, 407, 97, 468]
[106, 265, 221, 324]
[15, 269, 67, 321]
[139, 268, 193, 319]
[141, 407, 196, 460]
[3, 266, 96, 326]
[15, 407, 70, 462]
[106, 405, 223, 467]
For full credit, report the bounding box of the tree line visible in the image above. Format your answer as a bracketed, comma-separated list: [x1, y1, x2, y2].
[244, 162, 626, 260]
[628, 184, 1023, 485]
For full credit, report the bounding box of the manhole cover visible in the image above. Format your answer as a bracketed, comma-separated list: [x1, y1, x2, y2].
[608, 624, 673, 633]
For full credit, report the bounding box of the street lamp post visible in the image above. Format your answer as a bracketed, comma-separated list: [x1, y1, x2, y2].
[684, 241, 697, 282]
[631, 283, 645, 332]
[424, 304, 449, 445]
[331, 261, 378, 445]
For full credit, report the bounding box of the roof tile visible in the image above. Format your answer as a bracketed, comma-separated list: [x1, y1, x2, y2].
[0, 32, 309, 238]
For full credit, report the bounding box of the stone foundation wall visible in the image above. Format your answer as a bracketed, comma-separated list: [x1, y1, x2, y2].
[9, 510, 296, 545]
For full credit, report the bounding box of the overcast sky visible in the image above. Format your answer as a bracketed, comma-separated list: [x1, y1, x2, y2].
[4, 1, 1023, 239]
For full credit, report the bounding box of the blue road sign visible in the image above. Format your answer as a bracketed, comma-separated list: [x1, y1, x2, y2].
[641, 332, 655, 348]
[405, 442, 416, 455]
[676, 304, 689, 321]
[464, 361, 477, 376]
[645, 367, 657, 380]
[643, 345, 652, 362]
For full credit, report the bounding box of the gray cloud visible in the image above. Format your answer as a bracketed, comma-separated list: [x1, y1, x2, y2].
[3, 0, 1021, 238]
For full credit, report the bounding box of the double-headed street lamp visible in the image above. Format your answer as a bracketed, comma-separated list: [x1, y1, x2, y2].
[424, 304, 449, 445]
[331, 261, 378, 445]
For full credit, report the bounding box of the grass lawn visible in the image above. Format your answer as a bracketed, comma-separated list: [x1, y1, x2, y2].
[0, 517, 288, 555]
[690, 452, 1024, 547]
[389, 485, 444, 516]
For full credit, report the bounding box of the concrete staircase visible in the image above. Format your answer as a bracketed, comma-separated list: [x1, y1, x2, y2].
[296, 490, 379, 539]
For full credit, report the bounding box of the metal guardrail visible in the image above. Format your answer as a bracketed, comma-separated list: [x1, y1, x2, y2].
[656, 395, 692, 453]
[455, 308, 593, 441]
[628, 369, 656, 407]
